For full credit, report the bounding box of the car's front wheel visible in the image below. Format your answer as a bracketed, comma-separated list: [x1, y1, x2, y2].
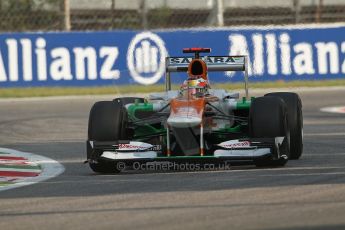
[87, 99, 129, 173]
[265, 92, 303, 160]
[249, 96, 290, 167]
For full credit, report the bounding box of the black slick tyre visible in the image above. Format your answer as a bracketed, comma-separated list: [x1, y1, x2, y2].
[87, 99, 130, 173]
[265, 92, 303, 159]
[249, 96, 290, 167]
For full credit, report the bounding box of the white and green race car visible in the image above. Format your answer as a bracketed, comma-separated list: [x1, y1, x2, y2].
[86, 48, 303, 173]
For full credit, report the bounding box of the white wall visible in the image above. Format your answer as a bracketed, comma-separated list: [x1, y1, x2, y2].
[69, 0, 345, 10]
[69, 0, 213, 9]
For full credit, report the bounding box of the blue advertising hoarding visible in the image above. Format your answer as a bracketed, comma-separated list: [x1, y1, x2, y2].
[0, 24, 345, 87]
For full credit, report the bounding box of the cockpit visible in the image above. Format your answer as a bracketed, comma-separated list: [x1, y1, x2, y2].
[179, 77, 209, 98]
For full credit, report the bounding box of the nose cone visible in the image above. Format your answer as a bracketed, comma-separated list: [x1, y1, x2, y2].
[167, 110, 202, 128]
[168, 98, 205, 128]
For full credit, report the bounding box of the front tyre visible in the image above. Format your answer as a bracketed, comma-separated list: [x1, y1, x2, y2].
[265, 92, 303, 159]
[87, 100, 129, 173]
[249, 96, 290, 167]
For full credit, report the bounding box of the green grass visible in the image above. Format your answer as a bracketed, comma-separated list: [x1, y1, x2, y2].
[0, 181, 14, 186]
[1, 79, 345, 98]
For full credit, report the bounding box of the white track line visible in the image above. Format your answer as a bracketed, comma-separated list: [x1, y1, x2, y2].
[307, 152, 345, 156]
[304, 132, 345, 136]
[320, 106, 345, 114]
[0, 147, 64, 192]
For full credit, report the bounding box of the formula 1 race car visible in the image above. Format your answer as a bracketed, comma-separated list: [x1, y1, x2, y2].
[86, 48, 303, 173]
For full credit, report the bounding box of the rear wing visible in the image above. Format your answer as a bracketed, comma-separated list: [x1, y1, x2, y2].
[165, 55, 249, 98]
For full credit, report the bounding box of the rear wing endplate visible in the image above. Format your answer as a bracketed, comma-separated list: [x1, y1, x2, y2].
[165, 55, 249, 98]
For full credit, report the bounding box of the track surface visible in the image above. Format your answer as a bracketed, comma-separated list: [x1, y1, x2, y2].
[0, 89, 345, 230]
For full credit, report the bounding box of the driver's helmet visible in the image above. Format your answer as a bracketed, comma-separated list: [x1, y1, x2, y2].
[180, 77, 209, 97]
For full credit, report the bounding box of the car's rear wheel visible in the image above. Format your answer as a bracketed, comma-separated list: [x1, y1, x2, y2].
[249, 96, 290, 167]
[265, 92, 303, 159]
[87, 98, 136, 173]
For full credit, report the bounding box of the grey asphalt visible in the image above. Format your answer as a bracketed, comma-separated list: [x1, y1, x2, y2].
[0, 88, 345, 230]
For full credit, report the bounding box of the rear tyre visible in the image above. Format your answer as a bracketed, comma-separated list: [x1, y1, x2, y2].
[249, 96, 290, 167]
[265, 92, 303, 159]
[87, 99, 130, 173]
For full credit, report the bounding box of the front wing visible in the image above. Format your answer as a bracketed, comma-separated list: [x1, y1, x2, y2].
[87, 137, 286, 163]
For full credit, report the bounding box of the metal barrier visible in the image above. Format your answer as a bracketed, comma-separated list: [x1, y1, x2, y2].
[1, 0, 345, 32]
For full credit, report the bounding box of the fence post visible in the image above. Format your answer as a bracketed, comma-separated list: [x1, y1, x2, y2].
[315, 0, 323, 23]
[216, 0, 224, 27]
[64, 0, 71, 31]
[111, 0, 116, 29]
[141, 0, 148, 30]
[293, 0, 301, 24]
[208, 0, 224, 27]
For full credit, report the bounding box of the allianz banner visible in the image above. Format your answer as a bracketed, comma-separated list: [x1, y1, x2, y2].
[0, 25, 345, 87]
